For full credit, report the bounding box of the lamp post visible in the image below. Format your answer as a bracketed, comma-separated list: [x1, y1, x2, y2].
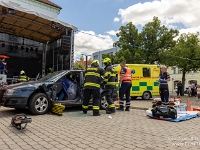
[81, 54, 91, 69]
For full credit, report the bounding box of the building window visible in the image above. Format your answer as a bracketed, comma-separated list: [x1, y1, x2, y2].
[178, 68, 181, 74]
[143, 68, 151, 77]
[94, 55, 98, 60]
[173, 67, 176, 74]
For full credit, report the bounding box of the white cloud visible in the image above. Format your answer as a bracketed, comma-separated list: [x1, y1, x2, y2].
[74, 30, 114, 59]
[179, 26, 200, 35]
[107, 30, 119, 36]
[114, 17, 120, 22]
[117, 0, 200, 29]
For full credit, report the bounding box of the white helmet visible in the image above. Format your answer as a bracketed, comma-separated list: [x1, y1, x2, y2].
[20, 70, 25, 74]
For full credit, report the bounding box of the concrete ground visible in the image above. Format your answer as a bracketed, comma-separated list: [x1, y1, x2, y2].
[115, 93, 200, 110]
[0, 93, 200, 150]
[1, 95, 200, 150]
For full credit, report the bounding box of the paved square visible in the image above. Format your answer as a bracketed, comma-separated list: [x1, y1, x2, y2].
[1, 102, 200, 150]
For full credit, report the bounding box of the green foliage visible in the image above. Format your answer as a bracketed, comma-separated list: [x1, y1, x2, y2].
[114, 22, 139, 64]
[164, 33, 200, 72]
[139, 16, 179, 64]
[164, 32, 200, 94]
[111, 17, 179, 64]
[73, 62, 85, 70]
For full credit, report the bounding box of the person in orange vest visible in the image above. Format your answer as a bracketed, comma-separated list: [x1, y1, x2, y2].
[117, 61, 132, 111]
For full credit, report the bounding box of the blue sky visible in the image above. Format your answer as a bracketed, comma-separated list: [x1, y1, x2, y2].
[51, 0, 147, 35]
[50, 0, 200, 59]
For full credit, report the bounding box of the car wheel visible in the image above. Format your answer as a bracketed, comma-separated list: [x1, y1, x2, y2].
[100, 93, 109, 110]
[131, 96, 138, 100]
[28, 93, 49, 115]
[142, 91, 151, 100]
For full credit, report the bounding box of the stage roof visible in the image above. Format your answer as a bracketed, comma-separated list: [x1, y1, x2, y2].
[0, 1, 77, 43]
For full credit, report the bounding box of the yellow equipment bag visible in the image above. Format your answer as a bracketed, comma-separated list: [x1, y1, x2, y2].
[51, 103, 65, 116]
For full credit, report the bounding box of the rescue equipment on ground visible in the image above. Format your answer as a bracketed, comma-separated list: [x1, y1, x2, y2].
[51, 103, 65, 116]
[152, 104, 177, 119]
[11, 114, 32, 130]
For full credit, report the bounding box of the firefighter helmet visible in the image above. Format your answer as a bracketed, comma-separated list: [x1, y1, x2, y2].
[103, 57, 111, 63]
[91, 60, 100, 66]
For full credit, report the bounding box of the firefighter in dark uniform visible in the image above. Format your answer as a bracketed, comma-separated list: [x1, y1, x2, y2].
[159, 65, 170, 103]
[17, 70, 30, 82]
[103, 57, 117, 114]
[82, 60, 105, 116]
[117, 61, 132, 111]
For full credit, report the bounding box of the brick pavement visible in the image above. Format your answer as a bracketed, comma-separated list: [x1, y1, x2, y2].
[115, 94, 200, 110]
[1, 106, 200, 150]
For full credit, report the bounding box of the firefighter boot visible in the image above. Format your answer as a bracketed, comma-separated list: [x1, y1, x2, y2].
[125, 107, 130, 111]
[106, 108, 116, 114]
[82, 109, 87, 114]
[116, 106, 124, 111]
[93, 110, 101, 116]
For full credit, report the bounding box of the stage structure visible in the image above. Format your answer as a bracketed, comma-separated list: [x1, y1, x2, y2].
[0, 1, 77, 77]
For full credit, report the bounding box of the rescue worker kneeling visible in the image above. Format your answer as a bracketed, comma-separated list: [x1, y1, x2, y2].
[17, 70, 30, 82]
[103, 57, 116, 114]
[82, 60, 105, 116]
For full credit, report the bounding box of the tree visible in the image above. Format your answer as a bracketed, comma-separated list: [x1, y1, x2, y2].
[73, 61, 85, 70]
[112, 17, 179, 64]
[113, 22, 140, 64]
[163, 33, 200, 95]
[139, 16, 179, 64]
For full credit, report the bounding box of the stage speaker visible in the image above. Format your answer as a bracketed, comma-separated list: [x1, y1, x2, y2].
[60, 35, 71, 55]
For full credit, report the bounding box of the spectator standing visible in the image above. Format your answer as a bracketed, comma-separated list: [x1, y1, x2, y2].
[177, 81, 183, 96]
[2, 59, 7, 75]
[0, 59, 5, 74]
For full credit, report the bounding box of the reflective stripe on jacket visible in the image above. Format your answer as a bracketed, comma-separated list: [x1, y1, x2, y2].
[120, 67, 131, 82]
[104, 65, 117, 87]
[84, 67, 105, 89]
[17, 75, 30, 82]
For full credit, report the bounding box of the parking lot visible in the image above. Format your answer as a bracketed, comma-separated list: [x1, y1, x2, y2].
[1, 95, 200, 150]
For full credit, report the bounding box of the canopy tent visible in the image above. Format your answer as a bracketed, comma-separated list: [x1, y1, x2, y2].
[0, 0, 77, 43]
[0, 0, 77, 74]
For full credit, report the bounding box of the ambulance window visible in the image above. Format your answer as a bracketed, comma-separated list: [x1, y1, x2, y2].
[143, 68, 151, 77]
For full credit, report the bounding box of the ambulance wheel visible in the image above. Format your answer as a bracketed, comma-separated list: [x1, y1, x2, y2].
[142, 91, 151, 100]
[28, 93, 49, 115]
[131, 96, 138, 100]
[100, 93, 109, 110]
[170, 109, 177, 119]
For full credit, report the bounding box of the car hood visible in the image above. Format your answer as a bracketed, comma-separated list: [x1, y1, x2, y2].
[4, 81, 54, 90]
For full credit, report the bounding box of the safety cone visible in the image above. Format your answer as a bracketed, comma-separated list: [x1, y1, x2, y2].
[186, 98, 193, 111]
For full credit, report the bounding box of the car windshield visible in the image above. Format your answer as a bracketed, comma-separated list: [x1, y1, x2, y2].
[38, 70, 66, 82]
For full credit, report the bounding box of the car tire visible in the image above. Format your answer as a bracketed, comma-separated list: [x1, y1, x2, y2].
[100, 93, 109, 110]
[28, 93, 49, 115]
[131, 96, 138, 100]
[142, 91, 151, 100]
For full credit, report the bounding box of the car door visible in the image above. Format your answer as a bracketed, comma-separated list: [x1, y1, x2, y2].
[79, 71, 84, 103]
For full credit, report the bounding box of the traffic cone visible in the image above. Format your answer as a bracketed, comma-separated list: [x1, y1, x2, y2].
[186, 98, 192, 111]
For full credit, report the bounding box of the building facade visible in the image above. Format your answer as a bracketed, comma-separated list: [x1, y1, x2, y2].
[92, 47, 120, 67]
[7, 0, 61, 18]
[167, 67, 199, 93]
